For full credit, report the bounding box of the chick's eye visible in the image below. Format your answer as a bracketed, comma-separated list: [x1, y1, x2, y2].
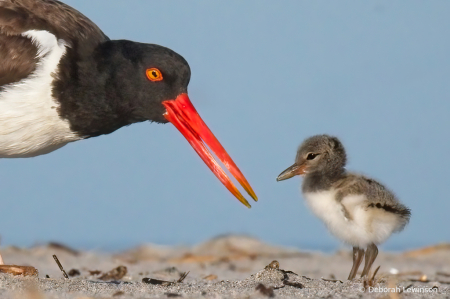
[146, 68, 163, 81]
[307, 153, 318, 160]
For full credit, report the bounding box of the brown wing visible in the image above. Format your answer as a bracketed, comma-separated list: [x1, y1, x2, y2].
[0, 34, 38, 86]
[0, 0, 109, 86]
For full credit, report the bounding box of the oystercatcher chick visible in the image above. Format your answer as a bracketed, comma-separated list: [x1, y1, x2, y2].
[277, 135, 410, 280]
[0, 0, 257, 274]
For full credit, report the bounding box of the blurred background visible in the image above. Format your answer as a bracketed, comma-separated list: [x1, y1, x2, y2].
[1, 0, 449, 252]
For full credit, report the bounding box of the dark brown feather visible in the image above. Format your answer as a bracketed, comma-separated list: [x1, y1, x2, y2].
[0, 0, 109, 86]
[0, 0, 108, 45]
[0, 34, 38, 86]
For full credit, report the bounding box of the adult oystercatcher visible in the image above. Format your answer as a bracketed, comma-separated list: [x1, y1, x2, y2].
[277, 135, 410, 280]
[0, 0, 257, 274]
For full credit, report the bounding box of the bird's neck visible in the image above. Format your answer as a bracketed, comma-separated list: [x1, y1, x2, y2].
[302, 167, 346, 193]
[52, 42, 148, 138]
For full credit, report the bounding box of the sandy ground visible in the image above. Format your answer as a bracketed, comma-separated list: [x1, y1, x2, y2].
[0, 235, 449, 298]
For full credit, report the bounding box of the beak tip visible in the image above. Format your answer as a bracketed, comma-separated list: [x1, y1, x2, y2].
[237, 196, 252, 208]
[250, 193, 258, 202]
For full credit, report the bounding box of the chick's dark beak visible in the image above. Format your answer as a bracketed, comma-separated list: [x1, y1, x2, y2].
[162, 93, 257, 208]
[276, 163, 307, 182]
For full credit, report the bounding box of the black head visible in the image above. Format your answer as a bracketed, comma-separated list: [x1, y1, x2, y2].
[55, 40, 192, 138]
[95, 40, 191, 124]
[277, 134, 346, 181]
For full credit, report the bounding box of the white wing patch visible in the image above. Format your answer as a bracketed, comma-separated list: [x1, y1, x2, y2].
[0, 30, 80, 158]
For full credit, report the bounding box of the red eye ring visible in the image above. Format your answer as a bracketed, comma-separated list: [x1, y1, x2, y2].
[146, 68, 163, 81]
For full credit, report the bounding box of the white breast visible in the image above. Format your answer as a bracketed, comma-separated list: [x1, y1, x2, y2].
[0, 30, 80, 158]
[303, 191, 399, 247]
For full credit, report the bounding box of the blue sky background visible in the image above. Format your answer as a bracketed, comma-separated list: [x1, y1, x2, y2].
[1, 1, 449, 252]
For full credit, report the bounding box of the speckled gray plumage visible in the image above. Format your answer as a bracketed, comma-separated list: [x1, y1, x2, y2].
[333, 174, 410, 229]
[298, 135, 410, 226]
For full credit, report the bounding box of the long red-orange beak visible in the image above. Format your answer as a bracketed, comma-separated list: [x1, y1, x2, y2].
[162, 93, 257, 208]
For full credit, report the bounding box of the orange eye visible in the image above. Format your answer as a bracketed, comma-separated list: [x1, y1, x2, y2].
[146, 68, 163, 81]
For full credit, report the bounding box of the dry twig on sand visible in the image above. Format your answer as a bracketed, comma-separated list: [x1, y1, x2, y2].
[52, 254, 69, 279]
[142, 271, 190, 286]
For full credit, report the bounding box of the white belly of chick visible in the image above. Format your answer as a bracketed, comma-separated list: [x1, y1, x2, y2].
[303, 191, 397, 247]
[0, 30, 80, 158]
